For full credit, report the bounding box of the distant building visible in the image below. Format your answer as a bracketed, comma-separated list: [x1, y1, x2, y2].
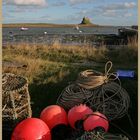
[80, 17, 92, 24]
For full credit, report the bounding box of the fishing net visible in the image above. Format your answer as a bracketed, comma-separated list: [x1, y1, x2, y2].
[76, 131, 129, 140]
[57, 61, 130, 120]
[65, 130, 129, 140]
[2, 73, 32, 131]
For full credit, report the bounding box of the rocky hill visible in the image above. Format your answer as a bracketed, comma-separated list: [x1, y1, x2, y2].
[80, 17, 92, 24]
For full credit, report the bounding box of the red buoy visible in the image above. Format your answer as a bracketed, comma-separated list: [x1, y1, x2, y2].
[40, 105, 68, 130]
[11, 118, 51, 140]
[83, 112, 109, 132]
[68, 104, 93, 129]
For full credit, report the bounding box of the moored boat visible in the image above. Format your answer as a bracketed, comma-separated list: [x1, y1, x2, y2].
[20, 27, 29, 31]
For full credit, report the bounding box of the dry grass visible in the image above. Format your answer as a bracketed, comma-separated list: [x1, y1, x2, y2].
[3, 41, 108, 62]
[3, 45, 67, 84]
[2, 42, 109, 85]
[105, 36, 138, 65]
[3, 40, 138, 85]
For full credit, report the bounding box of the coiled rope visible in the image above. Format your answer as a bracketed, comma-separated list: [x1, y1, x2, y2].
[85, 82, 130, 120]
[57, 84, 93, 110]
[56, 61, 130, 120]
[76, 61, 118, 89]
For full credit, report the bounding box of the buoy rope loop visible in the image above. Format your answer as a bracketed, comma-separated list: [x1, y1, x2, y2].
[76, 61, 119, 89]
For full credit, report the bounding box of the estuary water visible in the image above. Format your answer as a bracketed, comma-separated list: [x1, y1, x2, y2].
[2, 26, 127, 45]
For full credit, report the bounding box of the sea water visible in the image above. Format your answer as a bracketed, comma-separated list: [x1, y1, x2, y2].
[2, 26, 127, 45]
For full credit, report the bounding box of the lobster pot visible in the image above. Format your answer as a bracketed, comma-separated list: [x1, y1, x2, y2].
[56, 82, 130, 120]
[2, 73, 32, 131]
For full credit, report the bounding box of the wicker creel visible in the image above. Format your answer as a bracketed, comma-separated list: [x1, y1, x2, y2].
[2, 73, 32, 131]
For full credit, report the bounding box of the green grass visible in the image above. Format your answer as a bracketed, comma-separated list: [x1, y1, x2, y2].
[2, 42, 138, 139]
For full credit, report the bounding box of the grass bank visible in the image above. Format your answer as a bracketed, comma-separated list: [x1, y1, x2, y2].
[3, 23, 98, 28]
[2, 42, 138, 139]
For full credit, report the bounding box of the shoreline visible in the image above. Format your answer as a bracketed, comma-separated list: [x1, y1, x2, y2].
[2, 23, 128, 28]
[3, 23, 99, 28]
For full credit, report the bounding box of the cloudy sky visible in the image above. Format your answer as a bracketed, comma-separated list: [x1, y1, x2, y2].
[3, 0, 138, 25]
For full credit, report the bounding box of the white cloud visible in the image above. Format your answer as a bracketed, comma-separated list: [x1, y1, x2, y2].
[5, 0, 47, 6]
[100, 2, 136, 11]
[68, 14, 81, 21]
[79, 10, 88, 14]
[124, 2, 136, 8]
[76, 8, 100, 16]
[124, 13, 133, 17]
[51, 2, 66, 7]
[69, 0, 93, 5]
[74, 2, 136, 19]
[40, 15, 54, 21]
[102, 10, 116, 17]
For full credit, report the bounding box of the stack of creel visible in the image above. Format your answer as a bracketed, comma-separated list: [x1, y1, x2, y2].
[2, 73, 32, 131]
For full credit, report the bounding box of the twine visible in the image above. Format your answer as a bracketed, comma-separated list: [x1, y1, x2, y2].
[57, 61, 130, 120]
[76, 61, 118, 89]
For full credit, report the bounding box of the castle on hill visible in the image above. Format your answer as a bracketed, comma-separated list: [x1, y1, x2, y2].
[80, 16, 92, 24]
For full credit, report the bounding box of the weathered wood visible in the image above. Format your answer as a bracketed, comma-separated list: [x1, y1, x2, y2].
[3, 60, 27, 69]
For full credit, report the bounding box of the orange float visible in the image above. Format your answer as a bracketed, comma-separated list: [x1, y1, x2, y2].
[68, 104, 93, 129]
[40, 105, 68, 130]
[11, 118, 51, 140]
[84, 112, 109, 132]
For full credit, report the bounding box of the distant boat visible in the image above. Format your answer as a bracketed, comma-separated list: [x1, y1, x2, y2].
[20, 27, 29, 31]
[44, 31, 47, 34]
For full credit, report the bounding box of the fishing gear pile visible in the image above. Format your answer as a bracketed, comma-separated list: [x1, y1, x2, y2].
[2, 61, 133, 140]
[57, 61, 130, 120]
[55, 61, 131, 139]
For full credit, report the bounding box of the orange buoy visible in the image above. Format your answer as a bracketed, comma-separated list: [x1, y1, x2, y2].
[11, 118, 51, 140]
[68, 104, 93, 129]
[40, 105, 68, 130]
[83, 112, 109, 132]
